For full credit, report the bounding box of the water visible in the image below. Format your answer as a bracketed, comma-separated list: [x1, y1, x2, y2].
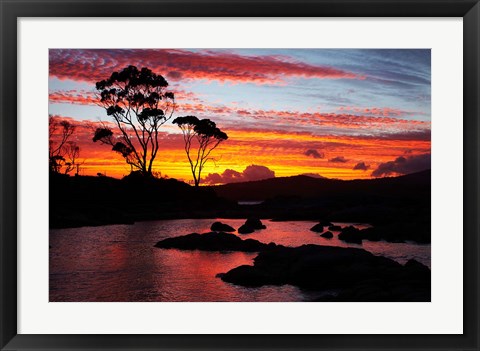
[49, 219, 430, 302]
[238, 201, 264, 205]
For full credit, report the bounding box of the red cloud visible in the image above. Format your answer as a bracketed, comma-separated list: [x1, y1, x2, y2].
[49, 49, 364, 84]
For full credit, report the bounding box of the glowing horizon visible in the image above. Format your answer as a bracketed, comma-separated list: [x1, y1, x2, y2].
[49, 49, 431, 183]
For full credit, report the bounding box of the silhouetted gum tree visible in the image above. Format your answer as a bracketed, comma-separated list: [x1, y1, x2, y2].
[94, 65, 175, 176]
[49, 115, 80, 174]
[173, 116, 228, 186]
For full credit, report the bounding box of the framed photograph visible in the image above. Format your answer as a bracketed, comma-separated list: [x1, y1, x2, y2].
[1, 0, 478, 350]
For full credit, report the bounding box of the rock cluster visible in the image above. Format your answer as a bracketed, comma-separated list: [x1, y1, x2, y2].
[154, 231, 277, 252]
[219, 244, 430, 301]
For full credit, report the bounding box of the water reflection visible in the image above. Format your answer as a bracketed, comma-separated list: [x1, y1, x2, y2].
[50, 219, 430, 302]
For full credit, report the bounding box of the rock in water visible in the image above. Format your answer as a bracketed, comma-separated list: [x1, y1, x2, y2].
[238, 218, 266, 234]
[338, 225, 362, 244]
[210, 221, 236, 232]
[220, 244, 431, 301]
[238, 224, 255, 234]
[154, 231, 276, 252]
[245, 217, 266, 230]
[310, 223, 324, 232]
[320, 231, 333, 239]
[328, 225, 342, 231]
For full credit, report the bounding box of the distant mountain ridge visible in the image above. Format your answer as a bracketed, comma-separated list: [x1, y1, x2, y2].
[212, 169, 431, 201]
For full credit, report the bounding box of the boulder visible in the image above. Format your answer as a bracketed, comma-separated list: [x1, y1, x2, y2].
[310, 224, 324, 233]
[338, 226, 362, 244]
[245, 217, 267, 230]
[319, 220, 333, 227]
[210, 221, 236, 232]
[357, 222, 430, 244]
[238, 218, 266, 234]
[328, 225, 342, 231]
[220, 244, 431, 301]
[238, 224, 255, 234]
[320, 231, 333, 239]
[154, 231, 277, 252]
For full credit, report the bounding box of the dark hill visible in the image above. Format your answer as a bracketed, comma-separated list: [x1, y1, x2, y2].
[50, 170, 431, 243]
[213, 170, 431, 202]
[212, 170, 431, 239]
[49, 173, 234, 228]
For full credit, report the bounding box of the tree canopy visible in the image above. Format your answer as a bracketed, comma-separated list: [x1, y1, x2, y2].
[93, 65, 175, 176]
[173, 116, 228, 186]
[49, 115, 80, 174]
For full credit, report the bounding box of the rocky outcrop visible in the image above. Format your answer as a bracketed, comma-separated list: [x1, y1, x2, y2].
[155, 231, 277, 252]
[220, 244, 430, 301]
[320, 231, 333, 239]
[337, 223, 430, 244]
[210, 221, 236, 232]
[338, 226, 362, 244]
[310, 224, 324, 233]
[237, 218, 267, 234]
[238, 224, 255, 234]
[245, 218, 267, 230]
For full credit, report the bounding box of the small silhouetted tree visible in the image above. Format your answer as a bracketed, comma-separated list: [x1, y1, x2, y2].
[49, 115, 80, 174]
[173, 116, 228, 187]
[62, 142, 80, 174]
[94, 65, 175, 176]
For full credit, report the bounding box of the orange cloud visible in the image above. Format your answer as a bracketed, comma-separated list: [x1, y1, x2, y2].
[50, 115, 430, 181]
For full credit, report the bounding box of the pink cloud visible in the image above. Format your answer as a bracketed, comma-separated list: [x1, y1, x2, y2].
[337, 106, 426, 118]
[49, 49, 364, 85]
[48, 86, 430, 138]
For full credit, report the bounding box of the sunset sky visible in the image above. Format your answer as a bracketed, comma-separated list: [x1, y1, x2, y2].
[49, 49, 431, 183]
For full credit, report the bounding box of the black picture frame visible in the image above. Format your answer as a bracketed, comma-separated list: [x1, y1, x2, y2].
[1, 0, 478, 350]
